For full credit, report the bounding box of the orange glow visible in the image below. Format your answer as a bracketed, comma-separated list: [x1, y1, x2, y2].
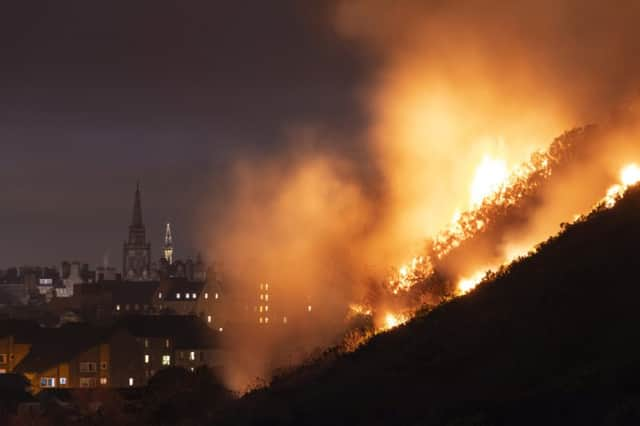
[382, 312, 408, 330]
[470, 155, 509, 206]
[457, 271, 486, 295]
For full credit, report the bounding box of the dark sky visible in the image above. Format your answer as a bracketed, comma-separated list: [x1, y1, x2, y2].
[0, 1, 371, 269]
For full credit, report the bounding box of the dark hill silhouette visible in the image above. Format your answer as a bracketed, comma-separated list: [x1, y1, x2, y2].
[217, 184, 640, 426]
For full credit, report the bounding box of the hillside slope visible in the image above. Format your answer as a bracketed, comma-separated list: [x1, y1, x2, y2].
[219, 185, 640, 426]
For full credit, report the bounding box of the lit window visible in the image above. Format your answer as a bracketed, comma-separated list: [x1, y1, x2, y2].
[144, 354, 150, 364]
[158, 292, 163, 299]
[189, 351, 195, 361]
[162, 355, 171, 366]
[207, 315, 212, 323]
[265, 305, 269, 312]
[176, 293, 181, 299]
[100, 377, 108, 385]
[144, 339, 149, 348]
[283, 316, 288, 324]
[259, 317, 263, 324]
[307, 305, 312, 312]
[215, 293, 219, 299]
[259, 306, 263, 312]
[265, 317, 269, 324]
[60, 377, 67, 385]
[259, 294, 264, 300]
[260, 284, 264, 290]
[204, 293, 209, 299]
[128, 377, 134, 387]
[116, 305, 121, 311]
[190, 367, 194, 372]
[186, 293, 190, 299]
[265, 294, 269, 301]
[192, 293, 196, 299]
[265, 284, 269, 290]
[218, 327, 224, 332]
[40, 377, 56, 388]
[165, 339, 170, 348]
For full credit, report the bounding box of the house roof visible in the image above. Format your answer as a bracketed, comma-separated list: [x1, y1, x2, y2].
[114, 315, 219, 349]
[14, 324, 110, 374]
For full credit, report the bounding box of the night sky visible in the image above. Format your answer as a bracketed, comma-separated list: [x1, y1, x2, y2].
[0, 1, 370, 268]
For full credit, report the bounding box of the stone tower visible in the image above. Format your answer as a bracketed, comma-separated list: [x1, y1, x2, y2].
[123, 183, 151, 281]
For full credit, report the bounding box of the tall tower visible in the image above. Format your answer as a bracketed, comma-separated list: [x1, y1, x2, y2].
[163, 222, 174, 265]
[123, 182, 152, 281]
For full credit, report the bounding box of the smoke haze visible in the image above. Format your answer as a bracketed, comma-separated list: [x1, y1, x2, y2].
[202, 0, 640, 390]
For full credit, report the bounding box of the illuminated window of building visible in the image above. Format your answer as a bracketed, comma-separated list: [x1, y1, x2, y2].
[144, 339, 149, 348]
[259, 317, 263, 324]
[60, 377, 67, 385]
[204, 292, 208, 299]
[40, 377, 56, 388]
[176, 293, 181, 299]
[190, 367, 194, 372]
[265, 317, 269, 324]
[265, 283, 269, 291]
[144, 354, 150, 364]
[259, 306, 263, 313]
[116, 305, 121, 311]
[283, 316, 288, 324]
[265, 305, 269, 312]
[162, 355, 171, 366]
[215, 292, 219, 299]
[192, 293, 196, 299]
[100, 377, 108, 385]
[259, 294, 264, 300]
[260, 283, 264, 290]
[307, 305, 312, 312]
[0, 369, 6, 374]
[207, 315, 212, 323]
[128, 377, 134, 387]
[186, 293, 190, 299]
[218, 327, 224, 332]
[165, 339, 170, 348]
[265, 294, 269, 301]
[189, 351, 195, 361]
[158, 292, 163, 299]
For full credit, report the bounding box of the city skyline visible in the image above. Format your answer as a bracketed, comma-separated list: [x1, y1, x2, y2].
[0, 1, 368, 267]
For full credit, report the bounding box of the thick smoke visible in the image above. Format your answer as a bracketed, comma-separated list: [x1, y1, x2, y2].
[204, 1, 640, 391]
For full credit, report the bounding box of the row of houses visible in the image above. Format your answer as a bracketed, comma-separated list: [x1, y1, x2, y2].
[0, 316, 224, 392]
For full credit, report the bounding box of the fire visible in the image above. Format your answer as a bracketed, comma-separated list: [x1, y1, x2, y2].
[382, 312, 408, 330]
[457, 271, 486, 295]
[348, 303, 372, 317]
[602, 163, 640, 208]
[470, 155, 509, 206]
[621, 164, 640, 187]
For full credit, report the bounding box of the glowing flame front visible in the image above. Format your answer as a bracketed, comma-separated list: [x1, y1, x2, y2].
[470, 155, 509, 206]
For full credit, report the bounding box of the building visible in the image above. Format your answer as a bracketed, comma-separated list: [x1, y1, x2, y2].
[123, 183, 152, 281]
[163, 222, 174, 265]
[4, 316, 224, 392]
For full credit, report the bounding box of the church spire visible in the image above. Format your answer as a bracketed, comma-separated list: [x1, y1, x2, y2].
[163, 222, 174, 264]
[132, 181, 143, 227]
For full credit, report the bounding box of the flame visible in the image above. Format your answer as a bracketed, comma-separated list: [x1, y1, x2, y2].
[621, 164, 640, 187]
[602, 163, 640, 208]
[457, 271, 486, 295]
[470, 155, 509, 206]
[382, 312, 408, 330]
[349, 303, 372, 317]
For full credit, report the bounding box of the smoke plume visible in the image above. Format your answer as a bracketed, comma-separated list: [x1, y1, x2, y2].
[203, 0, 640, 391]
